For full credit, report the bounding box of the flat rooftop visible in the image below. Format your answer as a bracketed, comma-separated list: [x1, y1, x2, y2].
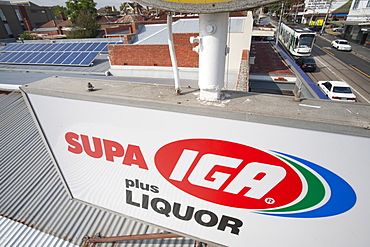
[21, 76, 370, 138]
[250, 42, 294, 76]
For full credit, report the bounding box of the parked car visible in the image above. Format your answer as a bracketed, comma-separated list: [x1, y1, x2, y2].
[317, 81, 357, 102]
[296, 57, 317, 72]
[264, 36, 275, 41]
[332, 26, 344, 32]
[331, 39, 352, 51]
[308, 26, 322, 32]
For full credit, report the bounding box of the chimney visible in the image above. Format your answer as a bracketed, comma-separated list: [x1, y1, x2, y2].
[24, 18, 33, 31]
[60, 12, 66, 21]
[57, 26, 63, 35]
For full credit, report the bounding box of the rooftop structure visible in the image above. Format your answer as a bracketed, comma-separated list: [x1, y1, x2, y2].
[2, 75, 367, 246]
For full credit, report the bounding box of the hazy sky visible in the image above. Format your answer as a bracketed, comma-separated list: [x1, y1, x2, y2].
[9, 0, 132, 9]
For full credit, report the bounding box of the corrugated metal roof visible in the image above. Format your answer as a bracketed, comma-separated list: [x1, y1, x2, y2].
[0, 90, 195, 247]
[134, 17, 246, 45]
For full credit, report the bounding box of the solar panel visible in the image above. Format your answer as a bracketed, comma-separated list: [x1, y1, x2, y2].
[44, 44, 55, 51]
[80, 52, 99, 66]
[1, 43, 20, 51]
[63, 43, 75, 51]
[13, 52, 33, 63]
[79, 43, 94, 51]
[70, 52, 89, 65]
[49, 43, 62, 52]
[93, 42, 108, 52]
[38, 52, 54, 63]
[22, 52, 36, 63]
[62, 52, 80, 64]
[6, 52, 22, 63]
[0, 41, 119, 66]
[28, 52, 48, 64]
[33, 44, 45, 51]
[53, 52, 72, 64]
[58, 43, 72, 51]
[0, 52, 15, 62]
[71, 43, 85, 51]
[44, 52, 63, 64]
[86, 43, 99, 51]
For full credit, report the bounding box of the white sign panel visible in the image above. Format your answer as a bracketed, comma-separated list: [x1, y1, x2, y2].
[27, 94, 370, 247]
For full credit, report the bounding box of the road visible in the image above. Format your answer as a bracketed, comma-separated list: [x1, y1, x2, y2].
[306, 35, 370, 103]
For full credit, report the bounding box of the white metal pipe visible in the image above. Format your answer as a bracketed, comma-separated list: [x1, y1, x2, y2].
[198, 12, 229, 101]
[167, 12, 181, 93]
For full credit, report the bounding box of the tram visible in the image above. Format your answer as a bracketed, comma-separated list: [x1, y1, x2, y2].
[278, 22, 316, 57]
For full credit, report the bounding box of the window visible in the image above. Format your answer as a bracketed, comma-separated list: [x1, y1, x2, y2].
[0, 9, 7, 21]
[324, 82, 332, 90]
[15, 9, 23, 21]
[353, 0, 360, 9]
[4, 23, 13, 36]
[333, 87, 352, 93]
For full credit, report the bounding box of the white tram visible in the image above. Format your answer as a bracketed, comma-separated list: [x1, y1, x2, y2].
[278, 22, 316, 57]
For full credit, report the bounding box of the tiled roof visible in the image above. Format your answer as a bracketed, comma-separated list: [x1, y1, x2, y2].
[40, 19, 72, 28]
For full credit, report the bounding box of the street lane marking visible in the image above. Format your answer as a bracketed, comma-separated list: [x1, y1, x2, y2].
[349, 64, 370, 78]
[322, 47, 335, 56]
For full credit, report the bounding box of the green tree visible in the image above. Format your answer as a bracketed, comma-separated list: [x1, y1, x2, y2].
[65, 0, 97, 23]
[18, 32, 33, 40]
[68, 10, 99, 38]
[52, 5, 67, 18]
[65, 0, 99, 38]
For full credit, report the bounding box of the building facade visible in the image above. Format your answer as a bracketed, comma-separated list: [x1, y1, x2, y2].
[344, 0, 370, 46]
[0, 1, 54, 40]
[300, 0, 349, 25]
[0, 1, 26, 39]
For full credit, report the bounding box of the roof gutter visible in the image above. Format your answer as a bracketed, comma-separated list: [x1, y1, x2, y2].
[84, 232, 183, 244]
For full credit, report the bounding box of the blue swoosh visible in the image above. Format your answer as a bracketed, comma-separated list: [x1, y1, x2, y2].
[257, 152, 356, 218]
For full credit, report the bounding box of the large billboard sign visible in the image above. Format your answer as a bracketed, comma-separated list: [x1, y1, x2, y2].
[134, 0, 281, 13]
[25, 93, 370, 247]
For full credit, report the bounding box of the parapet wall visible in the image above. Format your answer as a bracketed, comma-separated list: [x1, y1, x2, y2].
[108, 33, 199, 67]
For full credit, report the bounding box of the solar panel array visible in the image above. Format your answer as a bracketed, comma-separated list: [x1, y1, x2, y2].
[0, 42, 123, 66]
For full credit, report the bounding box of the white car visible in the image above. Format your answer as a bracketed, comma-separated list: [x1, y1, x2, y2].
[331, 39, 352, 51]
[332, 26, 344, 32]
[317, 81, 356, 102]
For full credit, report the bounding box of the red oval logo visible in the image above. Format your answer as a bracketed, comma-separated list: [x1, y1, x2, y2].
[155, 139, 302, 209]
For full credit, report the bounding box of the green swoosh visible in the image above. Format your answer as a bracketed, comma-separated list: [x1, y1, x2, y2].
[259, 155, 326, 213]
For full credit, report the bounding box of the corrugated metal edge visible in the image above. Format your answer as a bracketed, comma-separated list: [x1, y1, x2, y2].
[0, 90, 195, 247]
[0, 216, 79, 247]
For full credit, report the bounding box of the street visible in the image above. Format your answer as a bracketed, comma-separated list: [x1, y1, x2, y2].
[306, 34, 370, 103]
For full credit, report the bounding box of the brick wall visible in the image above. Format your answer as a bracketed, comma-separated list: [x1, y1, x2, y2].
[108, 33, 199, 67]
[105, 24, 131, 35]
[236, 49, 249, 92]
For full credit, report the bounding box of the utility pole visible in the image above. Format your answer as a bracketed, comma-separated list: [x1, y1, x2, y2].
[320, 0, 333, 35]
[275, 1, 284, 48]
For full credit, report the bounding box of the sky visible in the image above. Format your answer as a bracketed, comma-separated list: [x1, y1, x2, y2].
[11, 0, 130, 9]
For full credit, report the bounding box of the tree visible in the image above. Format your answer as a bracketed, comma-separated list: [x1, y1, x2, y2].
[65, 0, 97, 23]
[68, 10, 99, 38]
[18, 32, 33, 40]
[52, 5, 67, 19]
[65, 0, 99, 38]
